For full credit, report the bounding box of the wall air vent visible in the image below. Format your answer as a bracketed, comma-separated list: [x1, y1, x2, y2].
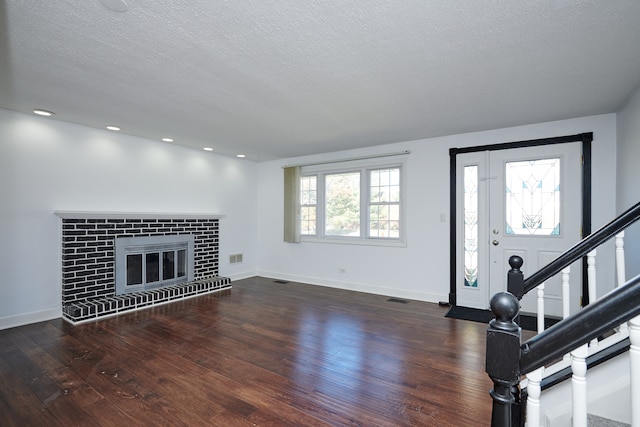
[229, 253, 243, 264]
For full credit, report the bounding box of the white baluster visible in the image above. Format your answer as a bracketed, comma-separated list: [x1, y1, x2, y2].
[562, 267, 571, 319]
[615, 232, 626, 287]
[630, 315, 640, 427]
[587, 250, 598, 349]
[571, 343, 589, 427]
[526, 367, 544, 427]
[616, 232, 629, 335]
[537, 282, 545, 334]
[562, 267, 572, 361]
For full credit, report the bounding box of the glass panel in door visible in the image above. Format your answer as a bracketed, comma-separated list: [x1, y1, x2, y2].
[504, 158, 561, 236]
[464, 165, 479, 288]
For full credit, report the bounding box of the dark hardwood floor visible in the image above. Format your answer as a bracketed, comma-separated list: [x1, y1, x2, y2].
[0, 277, 498, 426]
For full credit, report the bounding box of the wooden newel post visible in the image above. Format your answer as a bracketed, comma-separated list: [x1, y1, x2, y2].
[507, 255, 524, 300]
[486, 291, 522, 427]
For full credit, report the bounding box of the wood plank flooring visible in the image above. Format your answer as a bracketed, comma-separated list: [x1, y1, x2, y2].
[0, 277, 498, 426]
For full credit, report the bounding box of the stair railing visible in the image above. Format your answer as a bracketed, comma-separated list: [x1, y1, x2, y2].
[516, 201, 640, 299]
[509, 202, 639, 358]
[487, 201, 640, 426]
[487, 274, 640, 427]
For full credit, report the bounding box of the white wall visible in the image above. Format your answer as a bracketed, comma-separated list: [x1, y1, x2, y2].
[257, 114, 618, 304]
[0, 108, 258, 329]
[616, 84, 640, 278]
[0, 107, 622, 329]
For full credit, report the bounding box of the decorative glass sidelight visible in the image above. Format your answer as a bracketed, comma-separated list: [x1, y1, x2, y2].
[505, 158, 561, 236]
[464, 165, 478, 288]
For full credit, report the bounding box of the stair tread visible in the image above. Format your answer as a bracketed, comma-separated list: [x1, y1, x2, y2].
[588, 414, 630, 427]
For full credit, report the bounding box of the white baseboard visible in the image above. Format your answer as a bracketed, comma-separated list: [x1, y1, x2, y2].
[225, 270, 260, 281]
[0, 307, 62, 330]
[256, 270, 447, 304]
[0, 272, 443, 330]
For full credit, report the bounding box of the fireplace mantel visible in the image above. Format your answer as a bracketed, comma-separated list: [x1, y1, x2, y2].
[54, 211, 225, 220]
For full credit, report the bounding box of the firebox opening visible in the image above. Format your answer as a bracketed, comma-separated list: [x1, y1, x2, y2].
[115, 235, 195, 295]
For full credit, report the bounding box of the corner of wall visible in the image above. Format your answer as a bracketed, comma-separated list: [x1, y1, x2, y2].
[0, 307, 62, 330]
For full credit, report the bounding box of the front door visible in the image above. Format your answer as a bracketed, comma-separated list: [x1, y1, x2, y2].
[456, 142, 583, 316]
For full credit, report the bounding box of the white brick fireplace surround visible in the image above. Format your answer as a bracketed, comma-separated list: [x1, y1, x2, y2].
[55, 212, 231, 324]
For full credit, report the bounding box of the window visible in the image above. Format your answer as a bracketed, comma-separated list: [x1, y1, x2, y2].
[369, 168, 400, 238]
[325, 172, 360, 236]
[300, 175, 317, 235]
[299, 159, 405, 244]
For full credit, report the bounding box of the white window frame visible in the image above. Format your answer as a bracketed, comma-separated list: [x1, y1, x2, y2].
[300, 175, 317, 236]
[300, 157, 407, 247]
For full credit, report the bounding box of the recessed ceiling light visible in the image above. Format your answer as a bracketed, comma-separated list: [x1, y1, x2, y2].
[33, 109, 54, 116]
[106, 126, 121, 131]
[236, 154, 246, 158]
[162, 138, 174, 142]
[203, 147, 214, 152]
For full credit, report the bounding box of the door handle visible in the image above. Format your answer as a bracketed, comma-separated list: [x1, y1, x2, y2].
[492, 240, 499, 246]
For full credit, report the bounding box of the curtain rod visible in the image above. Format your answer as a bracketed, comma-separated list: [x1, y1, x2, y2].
[282, 150, 410, 169]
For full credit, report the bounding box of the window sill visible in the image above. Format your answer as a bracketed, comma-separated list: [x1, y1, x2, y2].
[300, 236, 407, 248]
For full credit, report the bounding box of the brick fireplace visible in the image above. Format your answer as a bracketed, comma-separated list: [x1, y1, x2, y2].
[56, 212, 231, 324]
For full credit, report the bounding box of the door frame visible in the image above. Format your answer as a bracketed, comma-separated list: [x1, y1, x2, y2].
[448, 132, 593, 308]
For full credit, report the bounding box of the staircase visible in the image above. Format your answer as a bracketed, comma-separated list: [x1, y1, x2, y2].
[485, 201, 640, 427]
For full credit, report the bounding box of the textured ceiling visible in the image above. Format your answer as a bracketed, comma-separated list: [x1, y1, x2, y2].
[1, 0, 640, 161]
